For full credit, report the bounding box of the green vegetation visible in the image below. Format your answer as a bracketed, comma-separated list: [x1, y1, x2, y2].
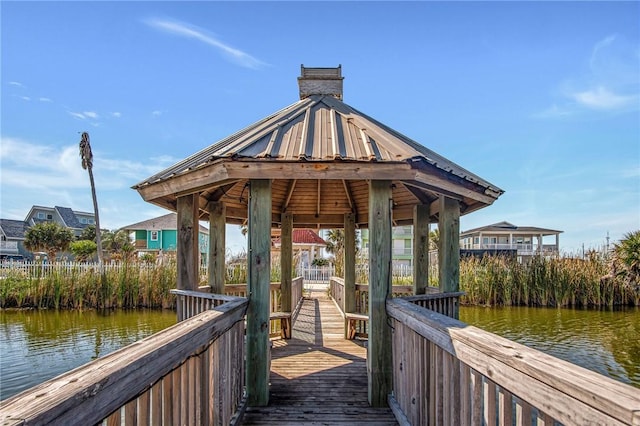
[460, 253, 639, 308]
[0, 261, 176, 310]
[24, 222, 74, 261]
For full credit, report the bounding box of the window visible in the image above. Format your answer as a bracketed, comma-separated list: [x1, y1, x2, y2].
[150, 231, 159, 241]
[80, 218, 87, 224]
[46, 214, 53, 220]
[37, 212, 45, 219]
[88, 219, 95, 225]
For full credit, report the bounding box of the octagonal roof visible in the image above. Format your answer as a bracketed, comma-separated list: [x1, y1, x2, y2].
[134, 66, 503, 228]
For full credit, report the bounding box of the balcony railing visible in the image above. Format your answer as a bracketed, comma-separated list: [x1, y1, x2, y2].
[0, 241, 18, 252]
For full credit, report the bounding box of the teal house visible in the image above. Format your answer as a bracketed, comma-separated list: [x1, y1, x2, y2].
[121, 213, 209, 265]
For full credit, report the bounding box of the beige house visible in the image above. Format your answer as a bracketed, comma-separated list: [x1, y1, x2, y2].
[460, 221, 562, 258]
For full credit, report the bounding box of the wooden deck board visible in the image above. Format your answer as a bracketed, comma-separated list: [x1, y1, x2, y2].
[242, 291, 398, 425]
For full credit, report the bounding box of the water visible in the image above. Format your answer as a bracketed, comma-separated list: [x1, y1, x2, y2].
[459, 305, 640, 388]
[0, 309, 176, 400]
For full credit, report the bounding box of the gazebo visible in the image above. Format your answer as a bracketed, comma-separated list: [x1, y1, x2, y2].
[133, 65, 503, 408]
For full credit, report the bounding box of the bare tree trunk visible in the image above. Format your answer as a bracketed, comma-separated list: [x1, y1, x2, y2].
[88, 166, 103, 264]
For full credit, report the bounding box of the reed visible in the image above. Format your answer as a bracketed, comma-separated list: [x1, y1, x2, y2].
[459, 254, 633, 307]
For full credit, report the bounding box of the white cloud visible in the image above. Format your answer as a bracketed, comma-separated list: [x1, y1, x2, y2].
[532, 104, 573, 119]
[572, 86, 638, 110]
[84, 111, 99, 119]
[152, 110, 163, 117]
[8, 81, 25, 88]
[111, 112, 122, 118]
[19, 96, 31, 101]
[39, 97, 52, 102]
[69, 111, 87, 119]
[144, 17, 268, 69]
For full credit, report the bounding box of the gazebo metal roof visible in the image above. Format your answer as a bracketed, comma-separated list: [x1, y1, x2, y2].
[133, 66, 503, 228]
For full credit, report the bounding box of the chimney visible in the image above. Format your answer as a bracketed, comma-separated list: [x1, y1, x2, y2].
[298, 65, 344, 100]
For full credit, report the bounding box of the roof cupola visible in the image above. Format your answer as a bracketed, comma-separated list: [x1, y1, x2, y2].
[298, 65, 344, 100]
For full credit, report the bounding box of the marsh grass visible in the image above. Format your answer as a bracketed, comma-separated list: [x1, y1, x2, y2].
[460, 255, 634, 307]
[0, 262, 177, 309]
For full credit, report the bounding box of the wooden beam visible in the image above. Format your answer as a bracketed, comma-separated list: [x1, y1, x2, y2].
[176, 195, 200, 319]
[281, 179, 297, 212]
[280, 213, 293, 316]
[207, 200, 226, 294]
[438, 196, 460, 318]
[343, 213, 356, 339]
[342, 179, 356, 214]
[246, 179, 271, 406]
[368, 180, 393, 407]
[413, 204, 430, 295]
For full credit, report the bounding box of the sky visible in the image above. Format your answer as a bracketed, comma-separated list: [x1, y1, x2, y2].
[1, 1, 639, 256]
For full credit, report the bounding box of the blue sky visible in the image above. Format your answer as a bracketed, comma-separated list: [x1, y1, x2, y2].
[1, 1, 638, 256]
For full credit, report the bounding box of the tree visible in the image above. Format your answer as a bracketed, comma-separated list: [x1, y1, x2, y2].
[325, 229, 345, 276]
[429, 228, 440, 251]
[70, 240, 97, 262]
[24, 222, 74, 261]
[79, 224, 96, 242]
[611, 230, 640, 291]
[102, 229, 134, 261]
[80, 132, 103, 264]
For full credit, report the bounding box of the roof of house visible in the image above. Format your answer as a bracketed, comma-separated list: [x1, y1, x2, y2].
[55, 206, 84, 228]
[0, 219, 29, 239]
[121, 213, 209, 234]
[272, 229, 327, 246]
[461, 221, 563, 236]
[133, 66, 504, 228]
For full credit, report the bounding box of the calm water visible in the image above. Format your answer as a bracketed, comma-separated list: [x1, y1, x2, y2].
[460, 305, 640, 388]
[0, 309, 176, 400]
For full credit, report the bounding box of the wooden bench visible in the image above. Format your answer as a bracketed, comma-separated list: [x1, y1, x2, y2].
[345, 313, 369, 340]
[270, 312, 292, 339]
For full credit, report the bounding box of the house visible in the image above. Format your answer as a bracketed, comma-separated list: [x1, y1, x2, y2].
[360, 226, 415, 267]
[460, 221, 562, 259]
[272, 229, 327, 268]
[120, 213, 209, 264]
[25, 205, 95, 238]
[0, 219, 30, 260]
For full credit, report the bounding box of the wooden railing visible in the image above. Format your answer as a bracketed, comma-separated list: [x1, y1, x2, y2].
[188, 278, 304, 338]
[0, 296, 249, 426]
[329, 278, 460, 339]
[386, 297, 640, 426]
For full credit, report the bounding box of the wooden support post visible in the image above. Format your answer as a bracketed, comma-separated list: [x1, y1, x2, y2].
[413, 204, 430, 295]
[246, 179, 271, 406]
[207, 200, 226, 294]
[344, 213, 356, 338]
[280, 212, 293, 316]
[368, 180, 393, 407]
[438, 196, 460, 318]
[177, 194, 200, 321]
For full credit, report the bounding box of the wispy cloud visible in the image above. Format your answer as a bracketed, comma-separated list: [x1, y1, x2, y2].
[152, 110, 163, 117]
[111, 112, 122, 118]
[39, 97, 52, 102]
[571, 86, 638, 110]
[536, 34, 639, 118]
[68, 111, 100, 120]
[18, 96, 31, 101]
[8, 81, 25, 88]
[144, 17, 268, 69]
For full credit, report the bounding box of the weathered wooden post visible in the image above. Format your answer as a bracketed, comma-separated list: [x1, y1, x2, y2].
[207, 200, 226, 294]
[343, 212, 356, 338]
[368, 180, 393, 407]
[438, 195, 460, 318]
[280, 212, 293, 327]
[176, 194, 200, 320]
[246, 179, 271, 406]
[413, 204, 430, 295]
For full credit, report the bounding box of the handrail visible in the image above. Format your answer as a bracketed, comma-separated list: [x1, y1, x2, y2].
[386, 297, 640, 425]
[0, 296, 249, 426]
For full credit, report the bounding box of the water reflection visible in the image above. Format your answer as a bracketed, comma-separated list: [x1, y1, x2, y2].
[0, 309, 176, 400]
[460, 306, 640, 388]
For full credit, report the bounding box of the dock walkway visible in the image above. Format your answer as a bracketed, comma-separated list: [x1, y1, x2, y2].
[242, 291, 398, 425]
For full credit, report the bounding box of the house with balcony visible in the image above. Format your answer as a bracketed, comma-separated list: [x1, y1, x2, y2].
[460, 221, 562, 259]
[0, 219, 30, 260]
[120, 213, 209, 265]
[25, 205, 95, 238]
[360, 225, 415, 267]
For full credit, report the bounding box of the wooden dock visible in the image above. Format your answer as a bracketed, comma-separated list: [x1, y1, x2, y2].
[241, 291, 398, 425]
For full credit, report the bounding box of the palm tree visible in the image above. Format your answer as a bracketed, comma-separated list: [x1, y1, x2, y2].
[80, 132, 103, 264]
[611, 230, 640, 291]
